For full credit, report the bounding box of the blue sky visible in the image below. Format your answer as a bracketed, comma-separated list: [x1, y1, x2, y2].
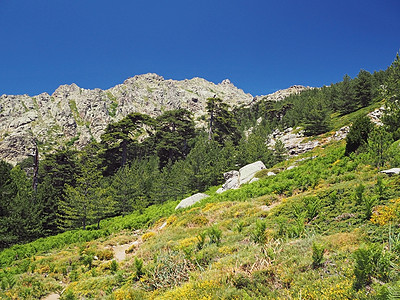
[0, 0, 399, 96]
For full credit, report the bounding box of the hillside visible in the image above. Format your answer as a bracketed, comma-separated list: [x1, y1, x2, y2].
[0, 54, 400, 299]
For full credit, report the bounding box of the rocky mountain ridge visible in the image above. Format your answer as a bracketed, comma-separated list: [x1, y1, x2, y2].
[0, 74, 305, 165]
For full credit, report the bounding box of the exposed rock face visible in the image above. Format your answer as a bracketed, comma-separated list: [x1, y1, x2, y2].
[175, 193, 210, 210]
[268, 127, 321, 156]
[0, 74, 253, 165]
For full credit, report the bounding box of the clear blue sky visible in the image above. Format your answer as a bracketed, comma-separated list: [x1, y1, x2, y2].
[1, 0, 399, 97]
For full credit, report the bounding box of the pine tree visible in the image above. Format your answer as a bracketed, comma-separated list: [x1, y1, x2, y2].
[101, 113, 155, 174]
[206, 97, 241, 145]
[338, 74, 357, 115]
[368, 127, 393, 170]
[61, 150, 115, 230]
[154, 109, 195, 168]
[382, 52, 400, 140]
[345, 115, 374, 156]
[303, 97, 331, 136]
[355, 69, 373, 107]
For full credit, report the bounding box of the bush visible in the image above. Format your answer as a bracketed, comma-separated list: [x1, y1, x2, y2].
[134, 257, 144, 279]
[311, 242, 325, 268]
[207, 226, 222, 246]
[96, 249, 114, 260]
[251, 220, 267, 244]
[110, 260, 118, 274]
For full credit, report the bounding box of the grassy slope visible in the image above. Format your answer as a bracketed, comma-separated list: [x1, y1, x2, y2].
[1, 108, 400, 299]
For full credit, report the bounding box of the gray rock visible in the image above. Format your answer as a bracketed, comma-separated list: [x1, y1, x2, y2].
[380, 168, 400, 176]
[267, 171, 276, 176]
[216, 188, 224, 194]
[249, 177, 260, 184]
[286, 165, 296, 170]
[175, 193, 209, 210]
[239, 161, 266, 185]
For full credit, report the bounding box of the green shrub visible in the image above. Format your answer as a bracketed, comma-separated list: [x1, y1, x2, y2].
[251, 220, 267, 244]
[353, 244, 390, 290]
[134, 257, 144, 279]
[62, 289, 77, 300]
[196, 232, 206, 250]
[110, 260, 118, 274]
[354, 183, 365, 205]
[311, 242, 325, 268]
[207, 226, 222, 246]
[363, 196, 376, 220]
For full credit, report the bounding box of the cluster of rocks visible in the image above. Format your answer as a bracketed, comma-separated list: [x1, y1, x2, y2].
[175, 161, 268, 210]
[368, 106, 385, 126]
[268, 127, 320, 156]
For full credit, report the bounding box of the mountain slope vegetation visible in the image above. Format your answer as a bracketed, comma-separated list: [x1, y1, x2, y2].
[0, 53, 400, 299]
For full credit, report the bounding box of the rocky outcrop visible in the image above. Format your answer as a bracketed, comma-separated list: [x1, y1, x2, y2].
[217, 161, 266, 193]
[0, 74, 253, 165]
[175, 193, 210, 210]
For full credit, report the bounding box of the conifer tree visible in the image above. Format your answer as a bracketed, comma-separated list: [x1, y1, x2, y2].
[345, 115, 374, 156]
[61, 149, 115, 230]
[154, 109, 195, 168]
[338, 74, 357, 114]
[101, 113, 155, 174]
[355, 69, 373, 107]
[206, 97, 241, 145]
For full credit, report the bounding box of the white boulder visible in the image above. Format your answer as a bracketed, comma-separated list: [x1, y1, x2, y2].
[381, 168, 400, 176]
[239, 161, 266, 185]
[175, 193, 209, 210]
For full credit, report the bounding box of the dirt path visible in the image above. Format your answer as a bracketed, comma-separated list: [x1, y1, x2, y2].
[113, 241, 140, 262]
[260, 201, 281, 212]
[42, 293, 60, 300]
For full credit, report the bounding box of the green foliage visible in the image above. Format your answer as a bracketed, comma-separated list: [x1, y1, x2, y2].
[311, 242, 325, 268]
[110, 260, 118, 274]
[354, 183, 365, 205]
[345, 115, 374, 155]
[363, 196, 376, 220]
[251, 220, 267, 244]
[302, 96, 331, 136]
[196, 232, 206, 250]
[368, 126, 393, 169]
[134, 257, 144, 279]
[338, 74, 357, 115]
[206, 97, 241, 145]
[62, 289, 77, 300]
[154, 109, 196, 168]
[207, 226, 222, 246]
[353, 244, 393, 290]
[355, 69, 373, 107]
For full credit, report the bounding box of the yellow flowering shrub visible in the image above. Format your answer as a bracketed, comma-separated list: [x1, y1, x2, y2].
[159, 279, 221, 300]
[96, 248, 114, 260]
[142, 231, 156, 241]
[166, 215, 177, 226]
[125, 243, 138, 254]
[294, 278, 354, 300]
[218, 245, 235, 255]
[178, 237, 199, 249]
[371, 198, 400, 226]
